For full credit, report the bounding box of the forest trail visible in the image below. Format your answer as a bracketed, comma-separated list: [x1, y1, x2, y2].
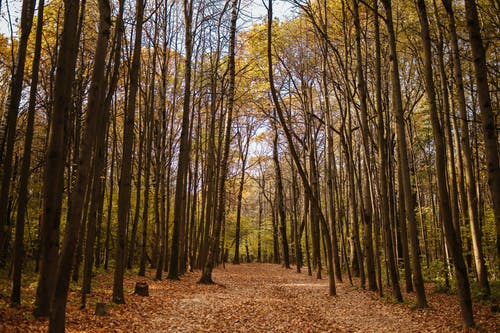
[1, 263, 498, 332]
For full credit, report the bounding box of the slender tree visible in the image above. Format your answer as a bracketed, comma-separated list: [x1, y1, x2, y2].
[10, 0, 42, 307]
[49, 0, 111, 329]
[0, 0, 35, 267]
[267, 0, 335, 296]
[233, 121, 253, 264]
[113, 0, 145, 303]
[199, 0, 239, 284]
[381, 0, 425, 306]
[441, 0, 490, 296]
[463, 0, 500, 273]
[34, 0, 81, 318]
[168, 0, 193, 280]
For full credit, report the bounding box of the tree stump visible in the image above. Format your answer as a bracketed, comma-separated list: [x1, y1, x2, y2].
[134, 282, 149, 296]
[94, 302, 108, 316]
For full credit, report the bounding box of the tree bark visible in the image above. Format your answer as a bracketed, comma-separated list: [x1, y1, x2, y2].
[10, 0, 41, 307]
[0, 0, 35, 265]
[463, 0, 500, 276]
[415, 0, 473, 321]
[81, 0, 113, 307]
[441, 0, 490, 297]
[267, 0, 335, 296]
[113, 0, 144, 304]
[49, 0, 111, 329]
[352, 0, 376, 291]
[199, 0, 238, 284]
[381, 0, 425, 305]
[168, 0, 193, 280]
[272, 121, 290, 268]
[34, 0, 80, 318]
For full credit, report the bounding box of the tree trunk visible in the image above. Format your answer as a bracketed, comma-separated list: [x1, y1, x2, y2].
[49, 0, 110, 330]
[463, 0, 500, 278]
[168, 0, 193, 280]
[199, 0, 238, 284]
[10, 0, 41, 307]
[272, 121, 290, 268]
[441, 0, 490, 297]
[0, 0, 35, 266]
[267, 0, 335, 296]
[415, 0, 472, 321]
[33, 0, 80, 319]
[112, 0, 144, 304]
[81, 0, 113, 308]
[352, 0, 376, 291]
[381, 0, 426, 305]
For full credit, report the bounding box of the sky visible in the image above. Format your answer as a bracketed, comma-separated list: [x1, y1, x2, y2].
[0, 0, 296, 37]
[242, 0, 296, 23]
[0, 0, 22, 37]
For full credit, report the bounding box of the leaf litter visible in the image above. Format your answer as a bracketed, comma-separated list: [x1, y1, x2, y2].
[0, 263, 498, 332]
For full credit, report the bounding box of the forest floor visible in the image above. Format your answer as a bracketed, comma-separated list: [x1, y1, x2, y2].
[0, 263, 498, 332]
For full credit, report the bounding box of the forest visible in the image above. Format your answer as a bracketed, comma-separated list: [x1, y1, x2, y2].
[0, 0, 499, 332]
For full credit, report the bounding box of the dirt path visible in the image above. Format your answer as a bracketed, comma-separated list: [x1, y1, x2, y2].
[1, 263, 498, 332]
[80, 264, 498, 332]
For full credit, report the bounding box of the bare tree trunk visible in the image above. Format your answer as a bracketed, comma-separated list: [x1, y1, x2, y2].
[199, 0, 238, 284]
[168, 0, 193, 280]
[104, 104, 118, 271]
[81, 0, 114, 308]
[397, 162, 413, 293]
[352, 0, 376, 291]
[101, 0, 124, 272]
[10, 0, 41, 307]
[139, 112, 152, 276]
[307, 113, 322, 279]
[272, 121, 290, 269]
[128, 111, 143, 269]
[441, 0, 490, 297]
[267, 0, 335, 296]
[0, 0, 35, 264]
[271, 203, 280, 264]
[233, 123, 251, 265]
[463, 0, 500, 277]
[381, 0, 425, 305]
[323, 64, 341, 283]
[33, 0, 81, 319]
[258, 192, 263, 263]
[415, 0, 472, 322]
[49, 0, 110, 329]
[113, 0, 144, 303]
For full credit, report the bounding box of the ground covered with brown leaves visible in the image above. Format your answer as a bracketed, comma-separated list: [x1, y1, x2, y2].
[1, 263, 498, 332]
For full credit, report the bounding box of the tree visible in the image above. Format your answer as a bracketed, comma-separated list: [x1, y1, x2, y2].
[381, 0, 425, 306]
[441, 0, 490, 297]
[113, 0, 145, 304]
[463, 0, 500, 275]
[233, 120, 254, 265]
[199, 0, 239, 284]
[272, 118, 290, 269]
[34, 0, 81, 318]
[267, 0, 335, 296]
[0, 0, 35, 268]
[49, 0, 112, 329]
[168, 0, 193, 280]
[414, 0, 472, 322]
[10, 0, 42, 307]
[352, 0, 376, 291]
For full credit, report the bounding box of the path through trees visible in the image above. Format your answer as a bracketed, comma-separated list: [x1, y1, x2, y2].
[0, 264, 497, 332]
